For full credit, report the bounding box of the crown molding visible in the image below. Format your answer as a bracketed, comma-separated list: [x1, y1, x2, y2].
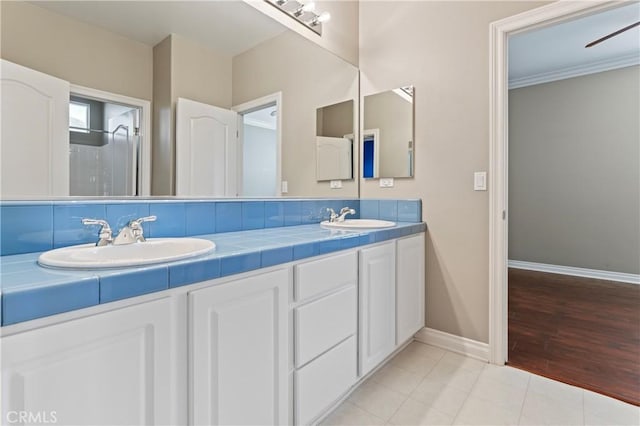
[509, 52, 640, 89]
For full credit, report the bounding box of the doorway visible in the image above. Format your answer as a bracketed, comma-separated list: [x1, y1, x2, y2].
[489, 0, 640, 404]
[69, 95, 139, 196]
[70, 85, 151, 196]
[233, 92, 282, 197]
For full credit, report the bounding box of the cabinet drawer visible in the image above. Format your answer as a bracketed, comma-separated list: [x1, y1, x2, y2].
[294, 251, 357, 301]
[294, 336, 357, 425]
[294, 285, 357, 368]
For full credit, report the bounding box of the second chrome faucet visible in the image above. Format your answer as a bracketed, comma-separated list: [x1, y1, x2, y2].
[82, 215, 157, 246]
[327, 207, 356, 223]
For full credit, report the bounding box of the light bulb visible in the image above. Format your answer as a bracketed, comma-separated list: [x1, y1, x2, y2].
[295, 2, 315, 17]
[313, 11, 330, 25]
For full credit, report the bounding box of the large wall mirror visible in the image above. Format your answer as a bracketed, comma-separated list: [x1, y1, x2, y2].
[0, 0, 359, 199]
[362, 86, 414, 179]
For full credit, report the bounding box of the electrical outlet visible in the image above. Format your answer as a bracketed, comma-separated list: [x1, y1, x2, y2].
[379, 178, 394, 188]
[281, 181, 288, 193]
[330, 180, 342, 189]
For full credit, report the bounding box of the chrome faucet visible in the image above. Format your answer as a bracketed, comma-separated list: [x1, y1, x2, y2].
[113, 216, 156, 245]
[326, 207, 356, 223]
[81, 218, 113, 246]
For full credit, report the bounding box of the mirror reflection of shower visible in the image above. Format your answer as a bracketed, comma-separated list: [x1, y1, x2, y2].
[69, 95, 140, 196]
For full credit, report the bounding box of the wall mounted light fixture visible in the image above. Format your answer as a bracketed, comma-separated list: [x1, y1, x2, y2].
[266, 0, 331, 36]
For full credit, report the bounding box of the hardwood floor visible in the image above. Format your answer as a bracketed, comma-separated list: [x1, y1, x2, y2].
[508, 268, 640, 406]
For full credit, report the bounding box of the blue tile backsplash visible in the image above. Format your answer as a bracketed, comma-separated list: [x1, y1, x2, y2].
[0, 198, 420, 256]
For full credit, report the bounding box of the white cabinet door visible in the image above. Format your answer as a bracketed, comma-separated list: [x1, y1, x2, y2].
[175, 98, 238, 197]
[396, 233, 426, 345]
[0, 59, 69, 197]
[1, 298, 179, 425]
[190, 269, 289, 426]
[359, 242, 396, 376]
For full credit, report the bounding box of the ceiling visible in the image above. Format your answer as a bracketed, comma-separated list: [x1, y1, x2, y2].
[244, 105, 277, 130]
[31, 1, 287, 56]
[509, 2, 640, 87]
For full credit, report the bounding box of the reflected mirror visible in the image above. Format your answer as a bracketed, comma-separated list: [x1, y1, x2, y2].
[0, 0, 359, 199]
[316, 100, 354, 181]
[362, 86, 414, 179]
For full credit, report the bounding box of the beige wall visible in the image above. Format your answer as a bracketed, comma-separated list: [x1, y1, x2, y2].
[152, 37, 173, 195]
[171, 34, 233, 109]
[363, 91, 412, 178]
[509, 66, 640, 275]
[233, 31, 359, 197]
[359, 1, 546, 343]
[244, 0, 359, 66]
[0, 1, 152, 101]
[152, 34, 233, 195]
[317, 100, 354, 138]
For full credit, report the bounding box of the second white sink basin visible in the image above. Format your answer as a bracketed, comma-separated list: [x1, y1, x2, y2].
[38, 238, 216, 269]
[321, 219, 396, 229]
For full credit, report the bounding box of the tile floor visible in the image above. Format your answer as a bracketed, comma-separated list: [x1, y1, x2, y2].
[321, 341, 640, 426]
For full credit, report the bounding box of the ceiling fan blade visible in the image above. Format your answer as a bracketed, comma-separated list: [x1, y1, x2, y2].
[585, 21, 640, 48]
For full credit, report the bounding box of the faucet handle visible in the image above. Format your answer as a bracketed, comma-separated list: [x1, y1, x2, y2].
[129, 215, 157, 228]
[339, 207, 352, 215]
[127, 215, 156, 243]
[326, 208, 338, 222]
[81, 218, 112, 246]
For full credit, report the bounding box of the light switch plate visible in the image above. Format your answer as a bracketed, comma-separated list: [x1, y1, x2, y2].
[330, 180, 342, 189]
[474, 172, 487, 191]
[281, 181, 288, 193]
[379, 178, 394, 188]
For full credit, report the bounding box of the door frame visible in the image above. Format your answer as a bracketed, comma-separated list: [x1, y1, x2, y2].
[70, 85, 151, 196]
[488, 0, 622, 365]
[233, 92, 283, 196]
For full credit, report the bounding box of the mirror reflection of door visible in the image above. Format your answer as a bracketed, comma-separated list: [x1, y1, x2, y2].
[175, 98, 238, 197]
[69, 95, 140, 196]
[240, 104, 278, 197]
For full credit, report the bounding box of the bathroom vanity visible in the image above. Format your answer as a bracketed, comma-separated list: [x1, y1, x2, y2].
[0, 225, 424, 425]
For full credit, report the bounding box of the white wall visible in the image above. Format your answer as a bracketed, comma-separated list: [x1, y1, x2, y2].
[509, 66, 640, 275]
[359, 0, 547, 343]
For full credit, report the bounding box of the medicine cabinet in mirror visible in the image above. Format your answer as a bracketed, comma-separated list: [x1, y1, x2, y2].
[0, 0, 359, 199]
[362, 86, 414, 179]
[316, 100, 354, 182]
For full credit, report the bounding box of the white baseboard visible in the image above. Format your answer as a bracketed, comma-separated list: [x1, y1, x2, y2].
[414, 327, 489, 362]
[508, 260, 640, 285]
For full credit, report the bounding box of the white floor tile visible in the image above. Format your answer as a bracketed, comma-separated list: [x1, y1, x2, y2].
[425, 360, 482, 392]
[404, 342, 447, 361]
[583, 389, 640, 426]
[520, 386, 584, 426]
[526, 374, 583, 406]
[438, 352, 487, 373]
[389, 398, 454, 426]
[453, 395, 521, 426]
[410, 377, 469, 417]
[390, 349, 440, 376]
[320, 401, 386, 426]
[468, 373, 528, 411]
[369, 363, 425, 395]
[479, 364, 531, 390]
[347, 380, 406, 421]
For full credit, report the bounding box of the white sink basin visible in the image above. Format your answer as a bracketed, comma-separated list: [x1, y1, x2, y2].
[38, 238, 216, 269]
[321, 219, 396, 229]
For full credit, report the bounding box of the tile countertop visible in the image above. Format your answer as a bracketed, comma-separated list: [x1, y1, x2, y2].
[0, 222, 426, 327]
